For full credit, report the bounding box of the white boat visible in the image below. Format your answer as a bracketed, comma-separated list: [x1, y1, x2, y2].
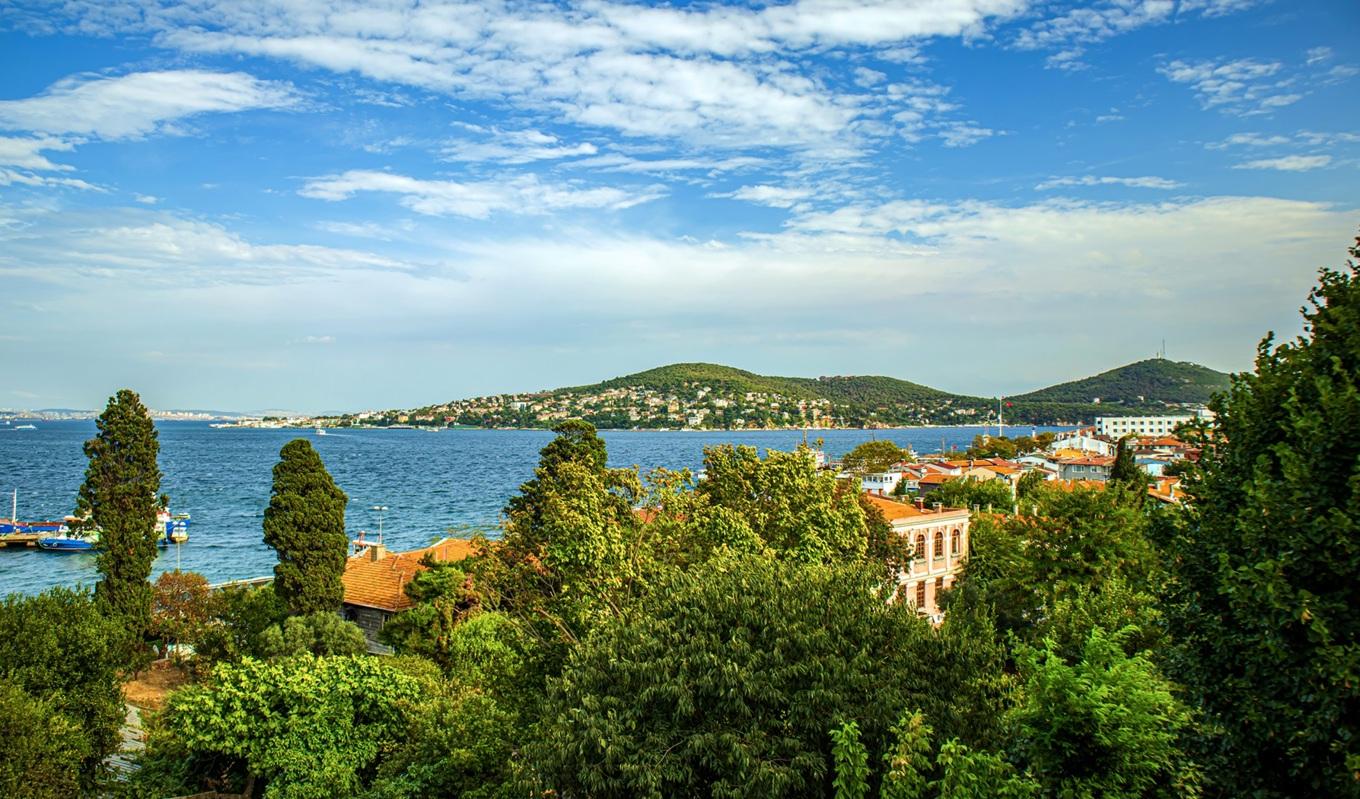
[14, 424, 35, 430]
[315, 427, 326, 435]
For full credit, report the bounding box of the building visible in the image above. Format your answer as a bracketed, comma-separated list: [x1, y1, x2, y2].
[1056, 455, 1115, 482]
[1048, 433, 1115, 456]
[341, 537, 477, 650]
[1095, 415, 1194, 438]
[862, 494, 970, 625]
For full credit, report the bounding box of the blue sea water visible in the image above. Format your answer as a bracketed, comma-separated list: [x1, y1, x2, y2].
[0, 421, 1068, 595]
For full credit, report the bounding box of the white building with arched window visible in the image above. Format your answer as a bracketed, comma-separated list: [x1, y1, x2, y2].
[862, 494, 971, 625]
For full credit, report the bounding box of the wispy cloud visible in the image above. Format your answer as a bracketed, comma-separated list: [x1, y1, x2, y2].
[0, 135, 76, 170]
[299, 169, 666, 218]
[1035, 175, 1184, 191]
[441, 128, 598, 164]
[1158, 57, 1301, 116]
[713, 185, 815, 208]
[0, 70, 298, 139]
[1233, 154, 1332, 172]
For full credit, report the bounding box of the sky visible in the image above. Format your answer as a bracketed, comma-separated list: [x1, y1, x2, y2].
[1, 0, 1357, 413]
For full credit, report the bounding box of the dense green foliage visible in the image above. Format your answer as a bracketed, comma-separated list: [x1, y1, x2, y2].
[79, 388, 162, 653]
[263, 439, 349, 614]
[258, 611, 368, 657]
[137, 655, 424, 799]
[529, 555, 997, 797]
[151, 569, 213, 657]
[1159, 242, 1360, 797]
[843, 439, 912, 474]
[0, 588, 124, 792]
[929, 477, 1014, 511]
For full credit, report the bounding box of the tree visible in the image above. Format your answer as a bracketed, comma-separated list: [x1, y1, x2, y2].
[1161, 240, 1360, 797]
[843, 440, 910, 474]
[263, 439, 349, 615]
[139, 655, 424, 799]
[0, 588, 125, 790]
[946, 483, 1159, 646]
[528, 554, 998, 797]
[257, 611, 367, 658]
[1008, 628, 1197, 798]
[1016, 469, 1047, 500]
[0, 684, 88, 799]
[930, 477, 1013, 511]
[79, 388, 162, 652]
[193, 583, 288, 667]
[1108, 436, 1145, 504]
[151, 570, 213, 658]
[699, 444, 867, 563]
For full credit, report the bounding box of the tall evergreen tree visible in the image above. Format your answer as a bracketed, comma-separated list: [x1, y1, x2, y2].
[262, 439, 349, 615]
[1108, 436, 1142, 486]
[1162, 238, 1360, 797]
[79, 388, 163, 648]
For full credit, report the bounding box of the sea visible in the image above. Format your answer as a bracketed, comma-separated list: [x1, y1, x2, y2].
[0, 421, 1070, 595]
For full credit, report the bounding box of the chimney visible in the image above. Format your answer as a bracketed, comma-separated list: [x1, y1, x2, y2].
[933, 502, 943, 512]
[368, 543, 389, 561]
[914, 496, 925, 510]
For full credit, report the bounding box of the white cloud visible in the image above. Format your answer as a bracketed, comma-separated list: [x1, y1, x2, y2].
[0, 168, 102, 191]
[314, 219, 416, 240]
[297, 335, 335, 345]
[0, 208, 412, 286]
[1035, 175, 1184, 190]
[298, 169, 666, 218]
[21, 0, 1029, 159]
[714, 185, 815, 208]
[1158, 57, 1302, 116]
[1016, 0, 1262, 56]
[1233, 155, 1332, 172]
[442, 129, 598, 164]
[1306, 46, 1333, 65]
[0, 70, 297, 139]
[572, 153, 768, 175]
[134, 194, 159, 204]
[0, 135, 75, 170]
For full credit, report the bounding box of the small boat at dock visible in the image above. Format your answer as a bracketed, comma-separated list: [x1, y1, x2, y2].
[37, 534, 96, 552]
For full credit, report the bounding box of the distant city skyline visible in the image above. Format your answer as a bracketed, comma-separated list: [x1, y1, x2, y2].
[2, 0, 1357, 413]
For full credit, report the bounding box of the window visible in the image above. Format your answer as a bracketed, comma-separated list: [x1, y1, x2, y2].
[951, 528, 961, 554]
[933, 530, 944, 559]
[935, 576, 945, 601]
[915, 581, 926, 608]
[915, 534, 925, 559]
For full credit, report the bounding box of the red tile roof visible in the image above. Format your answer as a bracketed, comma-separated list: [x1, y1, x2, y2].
[341, 537, 477, 612]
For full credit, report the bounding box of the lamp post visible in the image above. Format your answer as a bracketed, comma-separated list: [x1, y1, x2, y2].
[372, 505, 388, 545]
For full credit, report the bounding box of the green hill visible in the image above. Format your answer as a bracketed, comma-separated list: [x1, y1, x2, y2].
[344, 358, 1231, 429]
[1011, 359, 1232, 406]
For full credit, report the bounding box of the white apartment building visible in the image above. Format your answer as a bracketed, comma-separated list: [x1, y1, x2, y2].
[1095, 414, 1193, 438]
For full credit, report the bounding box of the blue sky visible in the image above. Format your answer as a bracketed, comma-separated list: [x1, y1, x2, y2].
[1, 0, 1357, 413]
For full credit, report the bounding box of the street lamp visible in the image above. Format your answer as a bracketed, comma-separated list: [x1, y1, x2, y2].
[372, 505, 388, 544]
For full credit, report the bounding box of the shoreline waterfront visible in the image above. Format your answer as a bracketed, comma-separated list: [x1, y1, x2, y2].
[0, 421, 1072, 595]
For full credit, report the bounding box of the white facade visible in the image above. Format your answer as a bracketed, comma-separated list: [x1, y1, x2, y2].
[1049, 434, 1114, 456]
[1095, 415, 1192, 438]
[859, 471, 904, 495]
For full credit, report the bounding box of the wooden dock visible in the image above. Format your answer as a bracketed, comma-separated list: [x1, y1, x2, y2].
[0, 533, 40, 549]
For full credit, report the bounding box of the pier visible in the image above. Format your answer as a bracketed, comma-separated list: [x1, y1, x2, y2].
[0, 533, 41, 548]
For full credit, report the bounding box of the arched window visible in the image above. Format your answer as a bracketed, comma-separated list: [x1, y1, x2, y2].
[933, 530, 944, 559]
[951, 528, 961, 555]
[915, 581, 926, 608]
[914, 534, 925, 559]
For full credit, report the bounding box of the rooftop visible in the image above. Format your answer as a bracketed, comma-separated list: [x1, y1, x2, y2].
[341, 537, 478, 612]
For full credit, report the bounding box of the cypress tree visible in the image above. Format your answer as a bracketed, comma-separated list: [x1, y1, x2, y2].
[1162, 238, 1360, 796]
[263, 439, 349, 614]
[1109, 434, 1142, 483]
[79, 389, 163, 650]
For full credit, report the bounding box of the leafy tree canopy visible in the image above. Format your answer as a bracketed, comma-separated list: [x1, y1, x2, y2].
[1160, 239, 1360, 797]
[843, 440, 911, 474]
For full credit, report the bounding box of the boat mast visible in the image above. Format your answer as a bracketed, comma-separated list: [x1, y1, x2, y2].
[10, 489, 15, 523]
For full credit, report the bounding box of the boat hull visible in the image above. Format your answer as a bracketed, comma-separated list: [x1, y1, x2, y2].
[37, 537, 95, 552]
